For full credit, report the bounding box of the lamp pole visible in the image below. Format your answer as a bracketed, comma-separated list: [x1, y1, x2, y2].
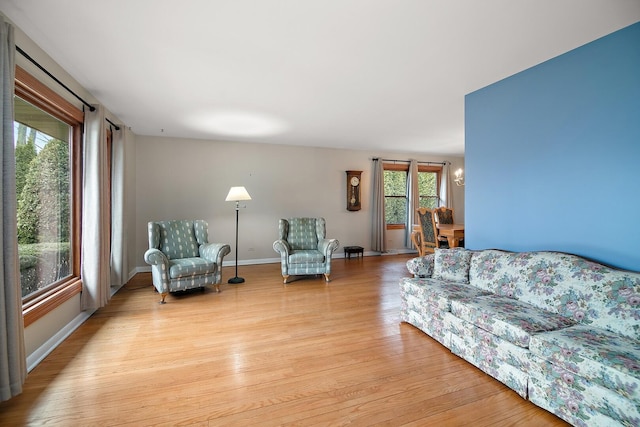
[229, 200, 244, 284]
[226, 186, 251, 284]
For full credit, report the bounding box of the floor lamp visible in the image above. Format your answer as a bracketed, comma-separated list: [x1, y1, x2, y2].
[225, 186, 252, 284]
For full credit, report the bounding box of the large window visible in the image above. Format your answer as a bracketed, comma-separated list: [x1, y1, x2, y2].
[15, 66, 83, 326]
[384, 163, 441, 229]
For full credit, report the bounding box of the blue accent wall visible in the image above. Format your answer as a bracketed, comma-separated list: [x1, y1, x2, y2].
[465, 22, 640, 271]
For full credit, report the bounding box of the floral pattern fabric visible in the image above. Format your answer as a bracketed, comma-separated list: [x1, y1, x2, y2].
[529, 325, 640, 400]
[451, 294, 575, 348]
[401, 249, 640, 426]
[529, 360, 639, 427]
[406, 254, 435, 278]
[468, 250, 640, 339]
[433, 248, 473, 283]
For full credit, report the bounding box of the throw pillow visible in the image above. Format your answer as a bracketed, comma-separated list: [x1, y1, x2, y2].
[433, 248, 473, 283]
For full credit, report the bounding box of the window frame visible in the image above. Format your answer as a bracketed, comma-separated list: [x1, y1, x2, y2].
[383, 162, 442, 230]
[15, 66, 84, 327]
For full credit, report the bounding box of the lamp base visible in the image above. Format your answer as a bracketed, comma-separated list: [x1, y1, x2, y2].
[228, 276, 245, 284]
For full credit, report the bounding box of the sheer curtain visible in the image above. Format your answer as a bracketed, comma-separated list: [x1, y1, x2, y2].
[0, 17, 26, 402]
[371, 158, 386, 252]
[439, 162, 452, 208]
[405, 159, 419, 248]
[81, 105, 111, 310]
[110, 126, 126, 291]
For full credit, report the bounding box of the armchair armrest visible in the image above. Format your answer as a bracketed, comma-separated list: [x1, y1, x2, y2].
[273, 239, 291, 257]
[318, 238, 339, 257]
[144, 248, 170, 295]
[200, 242, 231, 265]
[144, 248, 169, 267]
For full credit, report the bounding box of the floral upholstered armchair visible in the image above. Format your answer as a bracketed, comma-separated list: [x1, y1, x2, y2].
[144, 220, 230, 303]
[273, 217, 340, 284]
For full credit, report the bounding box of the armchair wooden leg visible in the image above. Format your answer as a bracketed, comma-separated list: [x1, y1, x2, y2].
[283, 275, 289, 284]
[324, 274, 330, 282]
[160, 292, 168, 304]
[215, 284, 221, 293]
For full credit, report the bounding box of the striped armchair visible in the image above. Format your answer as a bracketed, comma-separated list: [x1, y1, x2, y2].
[144, 220, 230, 303]
[273, 217, 340, 284]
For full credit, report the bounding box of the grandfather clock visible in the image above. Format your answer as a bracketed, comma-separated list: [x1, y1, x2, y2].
[346, 170, 362, 211]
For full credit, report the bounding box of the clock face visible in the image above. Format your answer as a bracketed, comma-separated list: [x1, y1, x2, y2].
[350, 176, 360, 186]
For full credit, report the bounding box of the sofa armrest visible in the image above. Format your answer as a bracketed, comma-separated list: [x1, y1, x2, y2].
[199, 243, 231, 266]
[407, 254, 435, 278]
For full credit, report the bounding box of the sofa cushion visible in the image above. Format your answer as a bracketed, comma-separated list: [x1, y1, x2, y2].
[469, 250, 640, 340]
[529, 324, 640, 401]
[168, 257, 216, 279]
[432, 248, 473, 283]
[401, 277, 490, 312]
[451, 294, 575, 348]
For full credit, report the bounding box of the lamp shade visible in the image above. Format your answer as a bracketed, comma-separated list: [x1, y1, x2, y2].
[225, 186, 252, 202]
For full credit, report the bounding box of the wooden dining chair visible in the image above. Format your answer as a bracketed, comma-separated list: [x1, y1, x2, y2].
[434, 207, 461, 248]
[414, 208, 438, 255]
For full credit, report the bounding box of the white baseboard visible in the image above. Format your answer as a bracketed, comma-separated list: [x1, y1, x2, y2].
[27, 310, 94, 373]
[130, 249, 411, 277]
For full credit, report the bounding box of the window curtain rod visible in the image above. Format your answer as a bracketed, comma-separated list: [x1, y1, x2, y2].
[17, 46, 121, 130]
[16, 45, 95, 112]
[372, 157, 447, 166]
[105, 118, 120, 130]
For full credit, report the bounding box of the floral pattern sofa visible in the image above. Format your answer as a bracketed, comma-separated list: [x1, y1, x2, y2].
[401, 248, 640, 427]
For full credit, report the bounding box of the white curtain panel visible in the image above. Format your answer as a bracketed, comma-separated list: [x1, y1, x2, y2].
[405, 159, 419, 248]
[0, 17, 26, 402]
[81, 105, 111, 310]
[370, 158, 386, 252]
[440, 162, 452, 208]
[110, 126, 126, 290]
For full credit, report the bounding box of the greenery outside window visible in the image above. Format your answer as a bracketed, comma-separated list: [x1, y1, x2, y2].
[384, 163, 441, 229]
[15, 66, 83, 326]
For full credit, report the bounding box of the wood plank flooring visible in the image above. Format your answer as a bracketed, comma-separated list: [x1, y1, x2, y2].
[0, 255, 568, 426]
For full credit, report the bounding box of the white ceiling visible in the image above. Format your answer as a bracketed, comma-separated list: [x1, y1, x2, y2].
[1, 1, 639, 155]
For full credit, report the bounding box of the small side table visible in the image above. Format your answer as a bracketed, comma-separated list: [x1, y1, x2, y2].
[344, 246, 364, 259]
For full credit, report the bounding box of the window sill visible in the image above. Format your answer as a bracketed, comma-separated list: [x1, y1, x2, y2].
[23, 279, 83, 327]
[387, 224, 406, 230]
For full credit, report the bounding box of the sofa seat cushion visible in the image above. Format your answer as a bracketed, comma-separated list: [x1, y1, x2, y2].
[401, 278, 491, 312]
[451, 294, 575, 348]
[529, 324, 640, 400]
[289, 250, 325, 264]
[168, 257, 217, 279]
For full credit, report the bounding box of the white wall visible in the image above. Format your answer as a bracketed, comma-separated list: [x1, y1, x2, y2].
[134, 135, 464, 269]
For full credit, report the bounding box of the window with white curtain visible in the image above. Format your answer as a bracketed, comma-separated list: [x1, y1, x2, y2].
[14, 66, 83, 326]
[383, 163, 441, 229]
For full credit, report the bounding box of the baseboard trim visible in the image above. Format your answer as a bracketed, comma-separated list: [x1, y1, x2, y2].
[133, 250, 394, 274]
[27, 310, 94, 372]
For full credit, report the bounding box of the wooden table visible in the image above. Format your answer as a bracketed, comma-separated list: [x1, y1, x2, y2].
[436, 224, 465, 248]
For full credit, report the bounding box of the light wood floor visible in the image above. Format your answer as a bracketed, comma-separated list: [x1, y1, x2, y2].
[0, 255, 568, 426]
